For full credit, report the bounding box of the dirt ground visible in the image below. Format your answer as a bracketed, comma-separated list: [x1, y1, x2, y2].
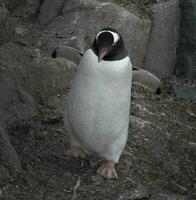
[0, 80, 195, 200]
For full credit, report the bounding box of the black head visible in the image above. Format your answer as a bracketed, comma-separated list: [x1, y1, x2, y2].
[91, 28, 127, 62]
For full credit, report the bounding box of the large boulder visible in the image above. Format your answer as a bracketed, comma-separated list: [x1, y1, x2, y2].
[0, 62, 37, 172]
[175, 0, 196, 79]
[0, 40, 77, 103]
[40, 0, 151, 67]
[144, 0, 181, 78]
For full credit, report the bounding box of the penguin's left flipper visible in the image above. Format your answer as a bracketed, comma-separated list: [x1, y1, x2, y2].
[132, 66, 162, 94]
[51, 46, 83, 65]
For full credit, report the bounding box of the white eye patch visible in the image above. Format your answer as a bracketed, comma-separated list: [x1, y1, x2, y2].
[96, 30, 120, 44]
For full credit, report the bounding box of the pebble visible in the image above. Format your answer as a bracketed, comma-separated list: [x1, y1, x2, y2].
[129, 184, 150, 200]
[15, 26, 27, 35]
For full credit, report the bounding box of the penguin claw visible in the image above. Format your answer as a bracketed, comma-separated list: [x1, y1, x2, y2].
[97, 161, 118, 179]
[65, 147, 86, 159]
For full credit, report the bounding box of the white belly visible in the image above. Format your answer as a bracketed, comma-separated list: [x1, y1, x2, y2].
[66, 49, 132, 156]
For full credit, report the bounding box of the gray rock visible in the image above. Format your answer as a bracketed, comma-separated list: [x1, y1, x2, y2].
[45, 0, 151, 66]
[129, 184, 150, 200]
[39, 0, 65, 26]
[18, 57, 77, 104]
[144, 0, 180, 78]
[0, 61, 38, 172]
[0, 42, 77, 104]
[175, 0, 196, 79]
[0, 165, 10, 179]
[0, 126, 21, 171]
[174, 86, 196, 101]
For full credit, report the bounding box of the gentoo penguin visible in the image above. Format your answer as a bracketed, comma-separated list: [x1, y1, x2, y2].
[64, 28, 132, 178]
[64, 28, 161, 179]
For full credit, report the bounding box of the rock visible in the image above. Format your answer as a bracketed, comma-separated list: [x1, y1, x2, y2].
[39, 0, 65, 26]
[144, 0, 181, 78]
[18, 57, 77, 104]
[0, 42, 36, 66]
[0, 61, 38, 172]
[45, 0, 151, 66]
[0, 126, 21, 171]
[129, 184, 150, 200]
[0, 165, 10, 179]
[174, 86, 196, 101]
[0, 42, 77, 104]
[175, 0, 196, 79]
[15, 26, 27, 36]
[0, 63, 37, 127]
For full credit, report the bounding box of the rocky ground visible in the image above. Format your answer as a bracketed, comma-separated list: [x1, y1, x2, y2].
[0, 81, 196, 200]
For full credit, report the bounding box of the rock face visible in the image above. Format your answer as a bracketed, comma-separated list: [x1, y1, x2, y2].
[44, 0, 151, 67]
[144, 0, 181, 78]
[39, 0, 182, 78]
[0, 62, 36, 171]
[175, 0, 196, 79]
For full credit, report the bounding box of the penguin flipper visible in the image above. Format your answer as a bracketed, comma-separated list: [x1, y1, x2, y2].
[51, 46, 83, 65]
[132, 66, 162, 94]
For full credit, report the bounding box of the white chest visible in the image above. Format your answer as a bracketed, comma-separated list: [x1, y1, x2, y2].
[66, 49, 132, 152]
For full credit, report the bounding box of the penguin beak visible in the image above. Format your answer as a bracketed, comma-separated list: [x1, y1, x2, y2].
[98, 48, 108, 62]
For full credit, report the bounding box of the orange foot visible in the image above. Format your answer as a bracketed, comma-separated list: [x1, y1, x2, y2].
[65, 146, 86, 159]
[97, 161, 118, 179]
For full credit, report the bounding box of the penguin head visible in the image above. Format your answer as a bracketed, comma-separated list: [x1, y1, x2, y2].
[91, 28, 127, 62]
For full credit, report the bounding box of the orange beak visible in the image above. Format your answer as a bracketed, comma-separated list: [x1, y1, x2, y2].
[98, 48, 108, 62]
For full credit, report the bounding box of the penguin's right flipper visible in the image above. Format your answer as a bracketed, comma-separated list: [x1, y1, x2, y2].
[132, 66, 162, 94]
[51, 46, 83, 65]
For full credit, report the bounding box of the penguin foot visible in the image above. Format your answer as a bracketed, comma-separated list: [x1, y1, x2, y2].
[97, 161, 118, 179]
[65, 147, 86, 159]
